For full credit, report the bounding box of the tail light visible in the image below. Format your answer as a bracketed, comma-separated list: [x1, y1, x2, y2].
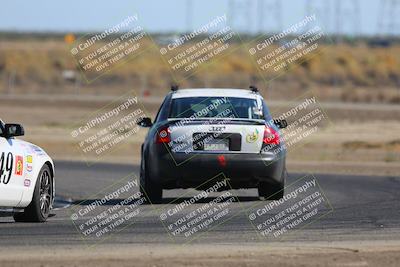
[155, 126, 171, 144]
[263, 126, 280, 145]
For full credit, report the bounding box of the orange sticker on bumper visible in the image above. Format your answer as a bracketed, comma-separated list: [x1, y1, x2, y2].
[15, 155, 23, 176]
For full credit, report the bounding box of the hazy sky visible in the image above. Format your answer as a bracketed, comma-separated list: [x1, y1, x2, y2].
[0, 0, 392, 36]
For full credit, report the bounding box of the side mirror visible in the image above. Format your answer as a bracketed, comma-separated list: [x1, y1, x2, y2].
[4, 123, 25, 137]
[273, 119, 287, 129]
[137, 117, 153, 128]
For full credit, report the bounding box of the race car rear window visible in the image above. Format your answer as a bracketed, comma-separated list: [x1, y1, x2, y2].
[169, 97, 264, 119]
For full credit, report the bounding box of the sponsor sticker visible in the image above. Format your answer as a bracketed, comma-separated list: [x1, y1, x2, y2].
[26, 155, 33, 172]
[28, 145, 46, 156]
[24, 179, 31, 187]
[15, 155, 23, 176]
[246, 129, 259, 143]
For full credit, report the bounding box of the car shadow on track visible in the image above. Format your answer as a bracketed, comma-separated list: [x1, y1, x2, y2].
[162, 196, 261, 204]
[72, 196, 261, 206]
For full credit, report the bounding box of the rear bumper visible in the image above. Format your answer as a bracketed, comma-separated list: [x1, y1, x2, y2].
[147, 147, 286, 189]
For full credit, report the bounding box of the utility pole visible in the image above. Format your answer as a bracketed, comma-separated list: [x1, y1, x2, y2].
[335, 0, 361, 41]
[257, 0, 283, 34]
[186, 0, 193, 33]
[305, 0, 331, 32]
[228, 0, 253, 33]
[378, 0, 400, 36]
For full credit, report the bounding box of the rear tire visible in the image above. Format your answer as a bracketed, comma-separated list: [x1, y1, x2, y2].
[258, 169, 287, 200]
[140, 161, 162, 204]
[14, 165, 53, 222]
[258, 182, 284, 200]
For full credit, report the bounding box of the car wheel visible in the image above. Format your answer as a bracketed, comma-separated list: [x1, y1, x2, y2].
[258, 169, 286, 200]
[140, 160, 162, 204]
[258, 182, 284, 200]
[14, 165, 53, 222]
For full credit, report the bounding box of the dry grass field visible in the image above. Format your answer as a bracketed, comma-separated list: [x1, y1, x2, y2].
[0, 39, 399, 103]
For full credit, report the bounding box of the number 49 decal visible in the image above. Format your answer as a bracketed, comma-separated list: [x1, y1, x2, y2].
[0, 152, 14, 184]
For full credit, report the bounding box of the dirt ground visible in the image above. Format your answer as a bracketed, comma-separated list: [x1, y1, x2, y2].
[1, 241, 400, 267]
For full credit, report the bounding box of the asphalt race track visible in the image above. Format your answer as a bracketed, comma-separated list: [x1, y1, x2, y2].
[0, 160, 399, 246]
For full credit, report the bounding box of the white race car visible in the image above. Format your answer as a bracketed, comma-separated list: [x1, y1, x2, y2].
[0, 119, 55, 222]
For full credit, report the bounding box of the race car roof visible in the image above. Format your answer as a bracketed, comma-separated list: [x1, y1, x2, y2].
[171, 88, 260, 99]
